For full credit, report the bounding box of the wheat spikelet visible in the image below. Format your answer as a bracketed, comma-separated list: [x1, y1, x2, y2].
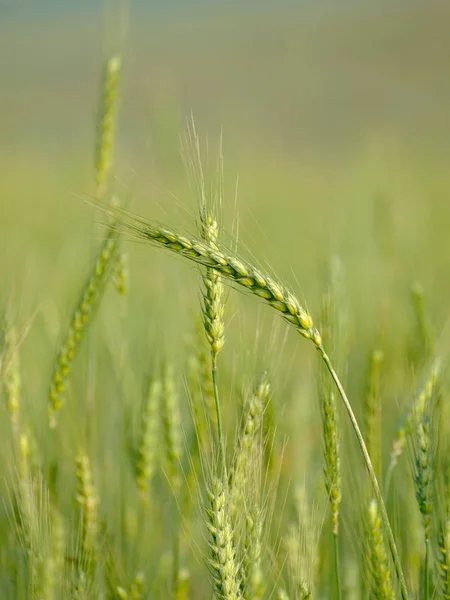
[206, 476, 242, 600]
[321, 388, 341, 537]
[117, 573, 145, 599]
[410, 283, 434, 360]
[75, 449, 99, 558]
[229, 373, 270, 519]
[414, 419, 433, 541]
[3, 323, 21, 429]
[95, 54, 121, 199]
[136, 377, 161, 500]
[364, 349, 384, 478]
[388, 361, 439, 473]
[48, 230, 119, 426]
[284, 485, 318, 600]
[241, 509, 264, 600]
[35, 506, 65, 600]
[367, 499, 395, 600]
[162, 365, 183, 494]
[188, 321, 217, 449]
[110, 195, 128, 296]
[200, 209, 225, 358]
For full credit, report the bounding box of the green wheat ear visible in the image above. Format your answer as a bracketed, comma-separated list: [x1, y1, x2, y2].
[3, 322, 21, 430]
[95, 54, 121, 200]
[206, 475, 242, 600]
[364, 348, 384, 479]
[162, 365, 183, 494]
[367, 499, 395, 600]
[48, 230, 119, 427]
[136, 377, 161, 501]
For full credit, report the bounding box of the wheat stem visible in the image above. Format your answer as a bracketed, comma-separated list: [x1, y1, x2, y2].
[318, 348, 408, 600]
[333, 532, 342, 600]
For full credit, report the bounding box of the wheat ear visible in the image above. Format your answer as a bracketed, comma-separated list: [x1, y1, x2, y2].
[364, 349, 384, 479]
[385, 360, 439, 497]
[367, 499, 395, 600]
[200, 208, 227, 476]
[136, 377, 161, 501]
[48, 230, 119, 426]
[99, 206, 408, 599]
[230, 372, 270, 520]
[75, 449, 99, 560]
[414, 418, 433, 599]
[95, 54, 121, 199]
[241, 509, 264, 600]
[162, 365, 183, 494]
[206, 476, 242, 600]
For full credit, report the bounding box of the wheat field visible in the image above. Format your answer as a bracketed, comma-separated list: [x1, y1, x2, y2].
[1, 3, 450, 599]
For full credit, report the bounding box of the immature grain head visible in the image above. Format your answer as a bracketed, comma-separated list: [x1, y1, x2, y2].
[95, 54, 121, 199]
[321, 388, 341, 536]
[188, 321, 217, 452]
[389, 360, 440, 470]
[100, 207, 320, 345]
[229, 372, 270, 519]
[136, 378, 161, 500]
[364, 349, 384, 478]
[48, 230, 119, 427]
[75, 449, 99, 557]
[162, 365, 183, 494]
[206, 476, 242, 600]
[200, 210, 225, 358]
[414, 418, 433, 541]
[367, 499, 395, 600]
[241, 509, 264, 600]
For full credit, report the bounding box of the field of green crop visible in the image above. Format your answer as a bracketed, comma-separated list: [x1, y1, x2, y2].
[1, 3, 450, 599]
